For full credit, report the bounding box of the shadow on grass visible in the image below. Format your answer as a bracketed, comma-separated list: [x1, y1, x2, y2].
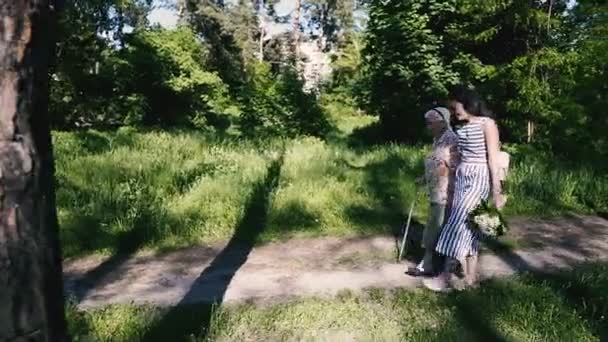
[478, 236, 608, 340]
[58, 170, 175, 257]
[342, 150, 426, 263]
[346, 120, 388, 149]
[346, 152, 421, 230]
[139, 151, 284, 341]
[67, 128, 140, 155]
[524, 265, 608, 340]
[72, 130, 112, 154]
[66, 183, 180, 302]
[441, 291, 510, 342]
[268, 199, 322, 233]
[59, 158, 191, 302]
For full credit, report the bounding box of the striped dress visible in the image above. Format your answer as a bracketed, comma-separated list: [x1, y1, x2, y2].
[435, 119, 491, 259]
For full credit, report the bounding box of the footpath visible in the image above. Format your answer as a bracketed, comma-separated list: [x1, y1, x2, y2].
[63, 215, 608, 308]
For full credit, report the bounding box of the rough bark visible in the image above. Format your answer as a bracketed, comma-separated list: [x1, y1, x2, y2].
[0, 1, 68, 341]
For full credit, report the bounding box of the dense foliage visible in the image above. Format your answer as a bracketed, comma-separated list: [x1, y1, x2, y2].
[355, 0, 607, 163]
[51, 0, 329, 137]
[51, 0, 607, 157]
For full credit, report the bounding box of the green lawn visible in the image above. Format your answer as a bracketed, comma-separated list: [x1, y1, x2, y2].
[67, 263, 608, 341]
[54, 116, 608, 258]
[55, 126, 423, 258]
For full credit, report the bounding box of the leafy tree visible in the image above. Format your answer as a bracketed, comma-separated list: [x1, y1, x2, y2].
[240, 63, 330, 137]
[303, 0, 357, 51]
[360, 0, 459, 142]
[357, 0, 607, 165]
[124, 28, 240, 129]
[178, 0, 253, 92]
[51, 0, 153, 127]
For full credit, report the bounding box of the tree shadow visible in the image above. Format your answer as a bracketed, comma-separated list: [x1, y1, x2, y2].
[140, 152, 284, 341]
[343, 151, 423, 235]
[441, 291, 510, 342]
[476, 235, 608, 340]
[336, 148, 429, 263]
[58, 166, 173, 257]
[525, 265, 608, 340]
[59, 158, 188, 302]
[267, 199, 323, 234]
[65, 184, 179, 302]
[347, 120, 391, 148]
[72, 130, 112, 154]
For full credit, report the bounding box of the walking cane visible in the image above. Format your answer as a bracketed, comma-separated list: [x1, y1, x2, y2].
[398, 190, 420, 262]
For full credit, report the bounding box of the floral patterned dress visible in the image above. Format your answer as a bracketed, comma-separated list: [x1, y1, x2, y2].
[424, 130, 459, 207]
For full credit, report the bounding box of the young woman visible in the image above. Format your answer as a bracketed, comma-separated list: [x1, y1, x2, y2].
[407, 107, 459, 276]
[423, 87, 505, 291]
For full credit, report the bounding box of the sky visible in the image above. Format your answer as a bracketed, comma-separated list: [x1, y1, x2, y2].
[147, 0, 571, 34]
[148, 1, 178, 29]
[147, 0, 365, 36]
[147, 0, 294, 32]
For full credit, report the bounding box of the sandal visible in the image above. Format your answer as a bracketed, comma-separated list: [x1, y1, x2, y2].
[406, 262, 434, 277]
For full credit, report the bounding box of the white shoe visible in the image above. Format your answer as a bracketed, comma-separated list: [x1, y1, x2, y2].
[406, 261, 433, 276]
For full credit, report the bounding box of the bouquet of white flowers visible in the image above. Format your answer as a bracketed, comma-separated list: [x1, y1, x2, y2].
[468, 200, 508, 238]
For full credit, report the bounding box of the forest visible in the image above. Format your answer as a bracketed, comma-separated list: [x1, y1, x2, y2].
[1, 0, 608, 341]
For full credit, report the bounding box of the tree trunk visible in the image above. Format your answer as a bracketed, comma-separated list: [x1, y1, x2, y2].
[318, 3, 327, 52]
[293, 0, 301, 69]
[0, 1, 68, 341]
[258, 0, 265, 61]
[527, 120, 535, 143]
[547, 0, 554, 36]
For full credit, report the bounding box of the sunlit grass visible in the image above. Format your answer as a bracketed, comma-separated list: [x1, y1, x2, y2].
[54, 118, 608, 258]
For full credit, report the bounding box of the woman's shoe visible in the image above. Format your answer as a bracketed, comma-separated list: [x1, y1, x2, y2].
[406, 261, 433, 277]
[422, 274, 451, 292]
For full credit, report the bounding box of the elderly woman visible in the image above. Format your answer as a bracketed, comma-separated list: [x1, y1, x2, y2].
[407, 107, 459, 276]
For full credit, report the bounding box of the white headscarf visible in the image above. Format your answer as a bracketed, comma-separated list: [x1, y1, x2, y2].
[424, 107, 452, 131]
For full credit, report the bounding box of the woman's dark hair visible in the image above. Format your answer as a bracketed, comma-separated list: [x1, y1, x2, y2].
[448, 85, 494, 118]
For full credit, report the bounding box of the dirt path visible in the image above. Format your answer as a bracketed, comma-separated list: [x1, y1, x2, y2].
[64, 215, 608, 308]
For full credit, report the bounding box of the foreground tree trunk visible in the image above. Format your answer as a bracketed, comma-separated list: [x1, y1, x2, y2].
[0, 1, 68, 341]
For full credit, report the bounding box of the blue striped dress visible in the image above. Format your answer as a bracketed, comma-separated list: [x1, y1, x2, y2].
[435, 120, 491, 259]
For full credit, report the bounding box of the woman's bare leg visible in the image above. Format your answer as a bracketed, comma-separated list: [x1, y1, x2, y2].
[464, 255, 479, 287]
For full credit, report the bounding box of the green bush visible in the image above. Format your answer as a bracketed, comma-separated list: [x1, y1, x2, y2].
[240, 62, 331, 138]
[50, 27, 241, 131]
[125, 28, 241, 128]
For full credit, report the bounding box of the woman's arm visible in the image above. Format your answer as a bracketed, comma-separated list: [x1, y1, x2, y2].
[483, 119, 505, 208]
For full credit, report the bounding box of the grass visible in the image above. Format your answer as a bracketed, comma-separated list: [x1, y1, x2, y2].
[54, 116, 608, 258]
[67, 263, 608, 341]
[501, 144, 608, 217]
[58, 108, 608, 341]
[54, 125, 425, 258]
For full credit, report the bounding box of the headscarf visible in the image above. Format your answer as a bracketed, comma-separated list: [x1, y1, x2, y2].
[424, 106, 452, 131]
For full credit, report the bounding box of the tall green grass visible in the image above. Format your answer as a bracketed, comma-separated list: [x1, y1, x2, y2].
[54, 120, 608, 258]
[67, 263, 608, 341]
[503, 144, 608, 216]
